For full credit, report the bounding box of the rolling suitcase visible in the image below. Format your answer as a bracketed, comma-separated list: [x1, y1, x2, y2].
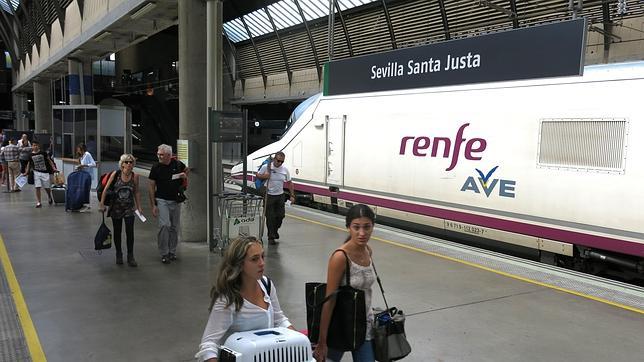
[66, 171, 91, 211]
[51, 185, 66, 205]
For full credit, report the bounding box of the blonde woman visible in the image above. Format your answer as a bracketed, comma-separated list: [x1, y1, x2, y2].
[99, 154, 142, 267]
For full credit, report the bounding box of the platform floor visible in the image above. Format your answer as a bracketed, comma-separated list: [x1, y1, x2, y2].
[0, 182, 643, 362]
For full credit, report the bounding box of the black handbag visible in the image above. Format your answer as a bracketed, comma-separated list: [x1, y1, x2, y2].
[372, 259, 412, 361]
[94, 213, 112, 250]
[306, 250, 367, 351]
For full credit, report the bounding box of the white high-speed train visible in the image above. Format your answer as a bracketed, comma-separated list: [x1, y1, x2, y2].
[231, 61, 644, 274]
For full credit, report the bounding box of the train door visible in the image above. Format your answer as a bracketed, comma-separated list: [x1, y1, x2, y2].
[325, 115, 346, 186]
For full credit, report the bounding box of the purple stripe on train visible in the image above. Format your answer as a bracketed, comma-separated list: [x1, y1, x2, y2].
[291, 182, 644, 257]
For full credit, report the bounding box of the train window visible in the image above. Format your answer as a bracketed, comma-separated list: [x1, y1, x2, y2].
[537, 118, 628, 173]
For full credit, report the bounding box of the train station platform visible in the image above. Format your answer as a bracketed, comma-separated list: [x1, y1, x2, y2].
[0, 181, 643, 362]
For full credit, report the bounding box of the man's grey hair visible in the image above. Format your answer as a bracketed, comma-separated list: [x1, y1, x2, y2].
[158, 144, 172, 154]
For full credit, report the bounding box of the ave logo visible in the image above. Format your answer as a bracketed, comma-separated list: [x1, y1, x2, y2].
[460, 166, 516, 198]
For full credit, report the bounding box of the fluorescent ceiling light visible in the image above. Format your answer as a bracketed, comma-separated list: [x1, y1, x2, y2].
[94, 31, 111, 41]
[130, 2, 157, 20]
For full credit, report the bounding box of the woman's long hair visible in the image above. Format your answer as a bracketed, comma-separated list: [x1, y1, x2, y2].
[209, 236, 262, 312]
[344, 204, 376, 243]
[76, 143, 87, 157]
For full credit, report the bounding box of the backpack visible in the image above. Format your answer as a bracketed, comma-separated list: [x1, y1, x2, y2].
[254, 157, 271, 190]
[97, 170, 121, 206]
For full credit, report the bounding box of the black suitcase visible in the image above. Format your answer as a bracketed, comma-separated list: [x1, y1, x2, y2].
[51, 185, 66, 205]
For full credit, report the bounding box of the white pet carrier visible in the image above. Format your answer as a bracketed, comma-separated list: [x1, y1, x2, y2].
[219, 327, 314, 362]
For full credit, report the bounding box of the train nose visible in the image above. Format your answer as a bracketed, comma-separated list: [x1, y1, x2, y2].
[230, 162, 243, 175]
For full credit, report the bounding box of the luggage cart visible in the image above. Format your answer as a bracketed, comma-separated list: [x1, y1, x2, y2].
[213, 192, 265, 255]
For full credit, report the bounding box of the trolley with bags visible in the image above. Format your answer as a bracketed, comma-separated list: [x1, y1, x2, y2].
[218, 327, 314, 362]
[213, 192, 265, 255]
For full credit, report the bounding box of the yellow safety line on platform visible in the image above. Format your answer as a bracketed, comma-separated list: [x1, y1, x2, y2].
[287, 213, 644, 315]
[0, 233, 47, 361]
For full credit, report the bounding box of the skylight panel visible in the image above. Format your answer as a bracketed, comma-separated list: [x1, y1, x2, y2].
[1, 0, 19, 13]
[245, 11, 273, 37]
[223, 0, 379, 43]
[299, 0, 326, 21]
[223, 19, 249, 43]
[268, 2, 301, 29]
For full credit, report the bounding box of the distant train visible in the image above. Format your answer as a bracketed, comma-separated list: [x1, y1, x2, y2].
[231, 61, 644, 275]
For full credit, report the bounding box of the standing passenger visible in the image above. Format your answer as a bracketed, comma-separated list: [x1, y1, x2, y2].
[256, 151, 295, 245]
[17, 134, 30, 147]
[76, 143, 96, 211]
[313, 204, 377, 362]
[18, 142, 32, 174]
[195, 236, 294, 361]
[99, 154, 141, 267]
[148, 144, 188, 264]
[2, 139, 21, 192]
[22, 141, 56, 207]
[75, 143, 96, 173]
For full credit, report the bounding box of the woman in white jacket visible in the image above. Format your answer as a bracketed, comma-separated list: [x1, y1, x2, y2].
[196, 236, 295, 362]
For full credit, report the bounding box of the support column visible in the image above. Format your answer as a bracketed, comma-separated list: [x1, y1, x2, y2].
[12, 92, 29, 130]
[68, 59, 81, 105]
[33, 81, 52, 133]
[83, 61, 94, 105]
[179, 0, 208, 242]
[206, 0, 224, 246]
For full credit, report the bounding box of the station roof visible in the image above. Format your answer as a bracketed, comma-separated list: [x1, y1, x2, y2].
[3, 1, 644, 94]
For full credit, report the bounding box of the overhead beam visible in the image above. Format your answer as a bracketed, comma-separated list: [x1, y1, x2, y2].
[333, 0, 353, 57]
[292, 0, 321, 82]
[33, 0, 51, 44]
[0, 19, 18, 63]
[601, 1, 612, 56]
[437, 0, 450, 40]
[381, 0, 397, 49]
[17, 0, 39, 56]
[509, 0, 519, 28]
[52, 0, 66, 36]
[77, 0, 85, 18]
[263, 3, 292, 86]
[223, 28, 240, 81]
[221, 48, 236, 90]
[478, 0, 517, 19]
[0, 3, 21, 60]
[239, 15, 267, 89]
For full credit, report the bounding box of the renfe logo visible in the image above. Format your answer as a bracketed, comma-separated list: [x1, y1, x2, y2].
[399, 123, 487, 171]
[461, 166, 516, 198]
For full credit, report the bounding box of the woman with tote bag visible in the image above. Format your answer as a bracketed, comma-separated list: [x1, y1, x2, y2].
[313, 204, 377, 362]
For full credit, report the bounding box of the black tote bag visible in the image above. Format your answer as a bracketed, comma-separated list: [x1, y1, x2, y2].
[306, 250, 367, 351]
[94, 213, 112, 250]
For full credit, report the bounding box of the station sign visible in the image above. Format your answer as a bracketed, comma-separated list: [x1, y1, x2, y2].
[323, 18, 587, 96]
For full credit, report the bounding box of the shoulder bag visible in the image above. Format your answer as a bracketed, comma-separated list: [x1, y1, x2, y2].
[305, 249, 367, 351]
[372, 258, 412, 361]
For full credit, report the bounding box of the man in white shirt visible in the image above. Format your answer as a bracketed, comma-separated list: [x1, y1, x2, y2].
[256, 151, 295, 245]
